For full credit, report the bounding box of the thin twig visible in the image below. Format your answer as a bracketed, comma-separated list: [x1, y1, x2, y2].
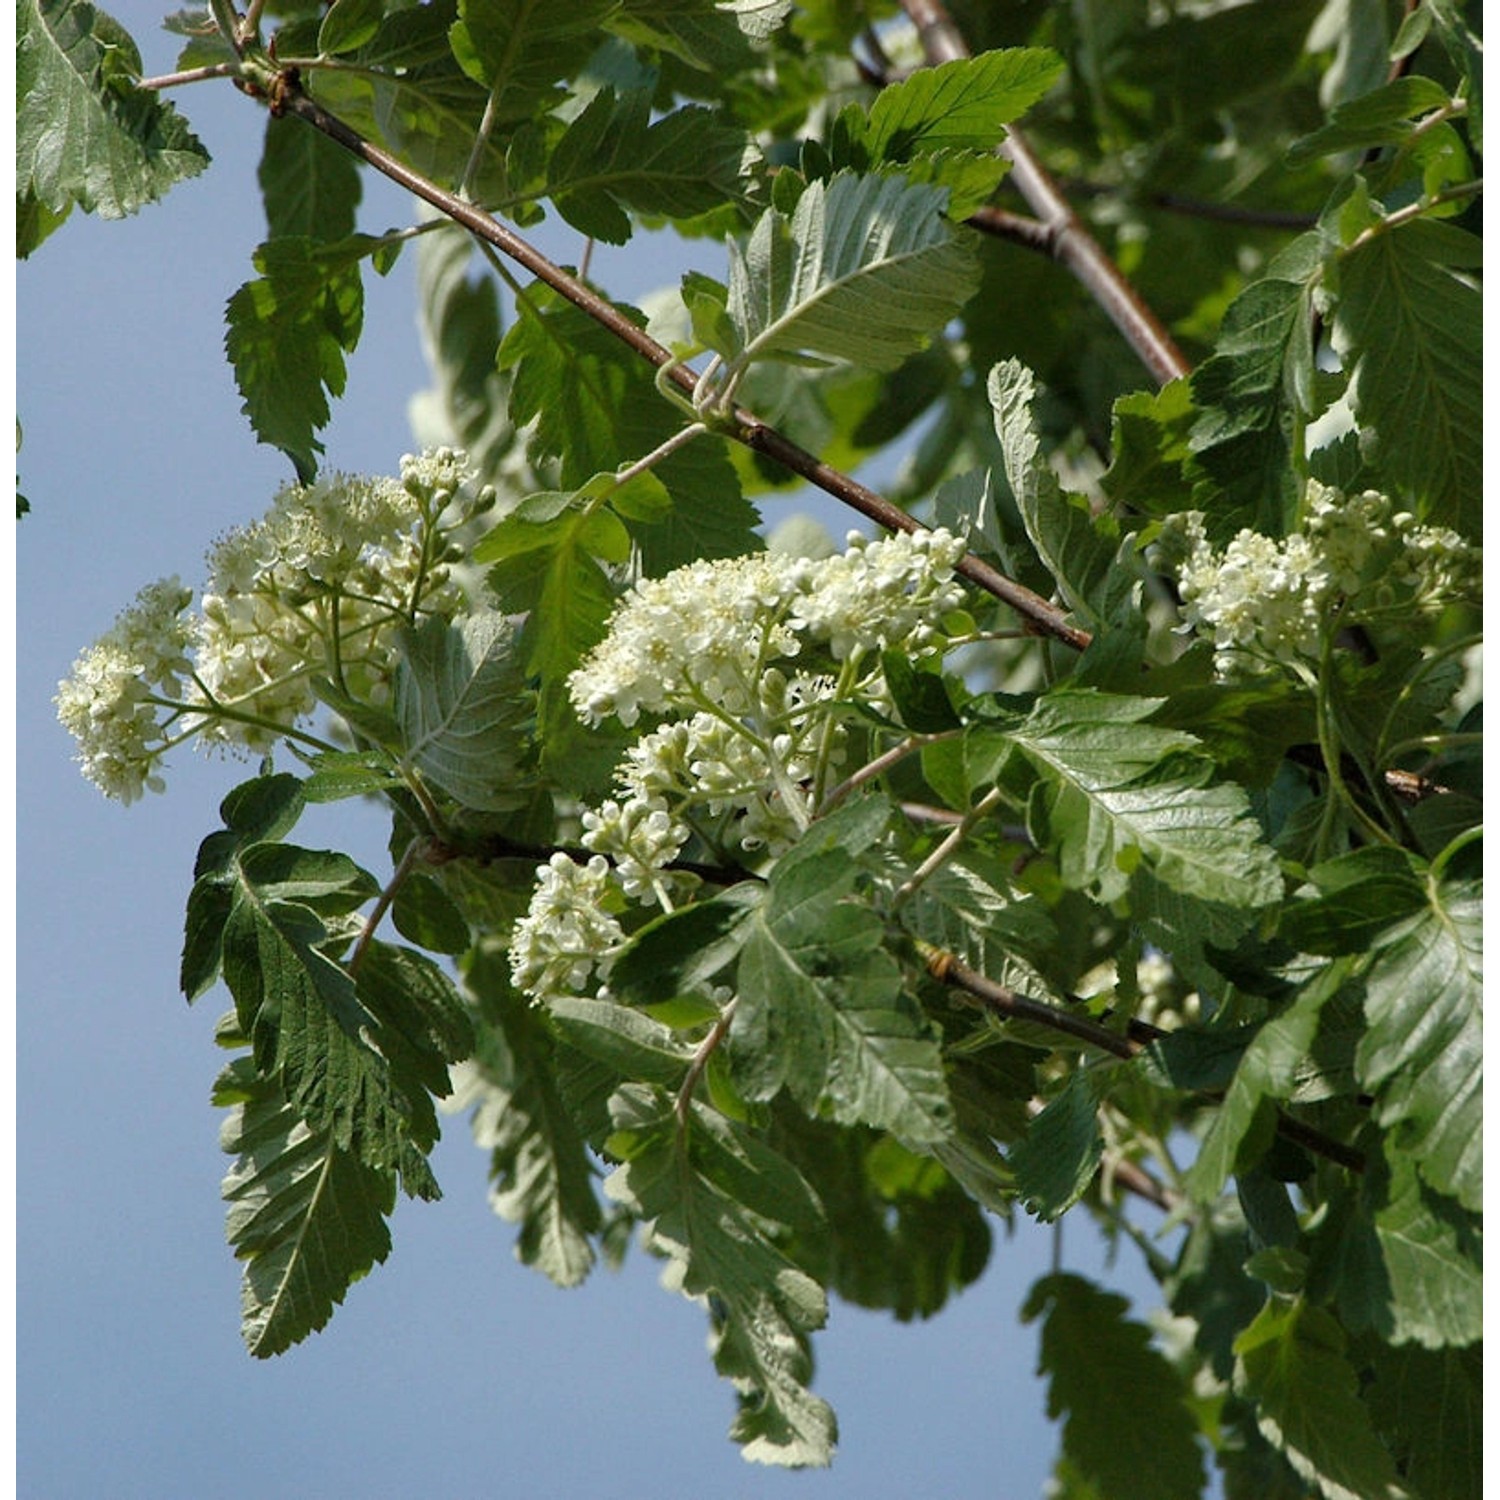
[137, 63, 238, 90]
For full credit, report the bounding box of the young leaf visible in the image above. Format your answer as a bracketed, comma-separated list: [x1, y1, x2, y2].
[603, 1087, 837, 1468]
[1023, 1273, 1205, 1500]
[393, 611, 534, 812]
[1356, 876, 1481, 1211]
[216, 1056, 396, 1358]
[224, 236, 377, 480]
[17, 0, 209, 244]
[546, 88, 759, 245]
[1233, 1299, 1406, 1500]
[726, 171, 981, 372]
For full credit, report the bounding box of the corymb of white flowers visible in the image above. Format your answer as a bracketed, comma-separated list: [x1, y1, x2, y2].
[508, 526, 969, 1005]
[57, 448, 489, 802]
[1161, 481, 1478, 679]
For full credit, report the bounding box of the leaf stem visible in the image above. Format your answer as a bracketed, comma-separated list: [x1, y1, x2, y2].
[891, 785, 1005, 909]
[675, 999, 738, 1126]
[348, 835, 429, 976]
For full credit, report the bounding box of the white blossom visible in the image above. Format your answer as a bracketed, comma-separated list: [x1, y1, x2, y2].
[508, 852, 625, 1000]
[55, 577, 194, 802]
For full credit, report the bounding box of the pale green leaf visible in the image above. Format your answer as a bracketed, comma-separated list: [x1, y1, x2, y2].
[1024, 1273, 1205, 1500]
[394, 611, 533, 811]
[735, 853, 952, 1147]
[215, 1057, 396, 1358]
[726, 171, 980, 372]
[17, 0, 209, 236]
[449, 0, 617, 120]
[459, 952, 604, 1288]
[1233, 1300, 1406, 1500]
[975, 687, 1283, 911]
[1356, 877, 1482, 1210]
[988, 360, 1119, 625]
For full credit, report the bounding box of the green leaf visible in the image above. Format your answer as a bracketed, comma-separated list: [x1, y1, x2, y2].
[609, 884, 763, 1003]
[1356, 875, 1481, 1210]
[1024, 1273, 1205, 1500]
[973, 687, 1283, 912]
[318, 0, 385, 55]
[546, 996, 694, 1085]
[1233, 1299, 1405, 1500]
[1098, 379, 1196, 519]
[393, 611, 534, 811]
[988, 360, 1119, 625]
[1183, 964, 1349, 1203]
[1366, 1345, 1482, 1500]
[1009, 1070, 1101, 1222]
[460, 952, 604, 1287]
[1286, 76, 1453, 164]
[217, 1057, 396, 1358]
[1330, 217, 1482, 531]
[726, 170, 981, 372]
[546, 87, 759, 244]
[448, 0, 617, 121]
[224, 236, 379, 480]
[17, 0, 209, 234]
[735, 853, 952, 1147]
[391, 874, 472, 955]
[408, 223, 515, 482]
[257, 114, 363, 242]
[1187, 235, 1320, 537]
[856, 47, 1063, 158]
[604, 1087, 836, 1468]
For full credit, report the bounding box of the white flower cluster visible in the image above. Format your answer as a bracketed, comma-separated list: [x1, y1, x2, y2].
[57, 450, 485, 798]
[510, 528, 970, 1008]
[55, 578, 194, 803]
[1164, 483, 1478, 678]
[568, 527, 967, 727]
[507, 852, 625, 999]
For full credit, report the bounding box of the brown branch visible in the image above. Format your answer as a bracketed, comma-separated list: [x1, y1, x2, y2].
[922, 944, 1366, 1175]
[898, 0, 1191, 387]
[272, 80, 1090, 651]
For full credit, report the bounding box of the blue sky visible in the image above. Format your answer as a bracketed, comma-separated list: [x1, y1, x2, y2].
[17, 10, 1174, 1495]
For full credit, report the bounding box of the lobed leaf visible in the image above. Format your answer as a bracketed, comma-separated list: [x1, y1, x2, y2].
[604, 1087, 836, 1468]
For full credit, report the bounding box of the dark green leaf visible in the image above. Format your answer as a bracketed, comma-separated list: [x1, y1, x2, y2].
[1024, 1273, 1205, 1500]
[217, 1057, 396, 1358]
[547, 88, 758, 244]
[258, 114, 362, 242]
[1233, 1299, 1405, 1500]
[1366, 1345, 1482, 1500]
[1009, 1071, 1101, 1221]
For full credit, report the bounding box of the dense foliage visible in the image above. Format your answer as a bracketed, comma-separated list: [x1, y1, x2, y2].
[23, 0, 1481, 1492]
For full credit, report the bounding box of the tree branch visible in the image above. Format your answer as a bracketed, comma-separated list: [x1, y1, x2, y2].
[898, 0, 1191, 387]
[271, 78, 1092, 650]
[921, 943, 1366, 1175]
